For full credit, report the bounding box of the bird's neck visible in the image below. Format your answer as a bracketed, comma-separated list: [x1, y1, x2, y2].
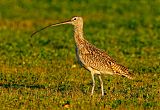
[74, 25, 85, 47]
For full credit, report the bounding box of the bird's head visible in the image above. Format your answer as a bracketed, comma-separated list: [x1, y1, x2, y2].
[70, 16, 83, 26]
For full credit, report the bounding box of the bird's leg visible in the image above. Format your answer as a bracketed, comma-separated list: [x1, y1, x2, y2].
[91, 72, 95, 96]
[98, 74, 104, 96]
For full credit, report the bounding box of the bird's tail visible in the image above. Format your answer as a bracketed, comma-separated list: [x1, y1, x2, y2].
[112, 63, 135, 79]
[121, 71, 134, 80]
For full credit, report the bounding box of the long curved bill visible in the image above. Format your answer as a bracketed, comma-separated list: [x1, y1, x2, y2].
[31, 20, 71, 37]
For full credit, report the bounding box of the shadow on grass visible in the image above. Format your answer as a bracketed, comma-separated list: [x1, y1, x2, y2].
[0, 83, 45, 89]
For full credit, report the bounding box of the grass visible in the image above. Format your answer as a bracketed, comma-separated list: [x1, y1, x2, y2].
[0, 0, 160, 109]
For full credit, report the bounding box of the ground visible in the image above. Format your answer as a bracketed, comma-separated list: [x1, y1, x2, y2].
[0, 0, 160, 109]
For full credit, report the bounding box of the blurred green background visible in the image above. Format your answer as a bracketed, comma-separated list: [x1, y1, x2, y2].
[0, 0, 160, 109]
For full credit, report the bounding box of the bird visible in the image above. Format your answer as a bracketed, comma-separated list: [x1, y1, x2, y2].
[31, 16, 134, 96]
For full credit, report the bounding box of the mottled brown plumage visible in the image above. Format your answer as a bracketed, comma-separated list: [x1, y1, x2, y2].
[71, 17, 133, 96]
[31, 16, 134, 96]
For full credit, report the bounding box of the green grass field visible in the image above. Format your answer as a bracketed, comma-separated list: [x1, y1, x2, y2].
[0, 0, 160, 109]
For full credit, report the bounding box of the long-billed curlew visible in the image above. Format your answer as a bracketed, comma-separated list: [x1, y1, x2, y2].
[31, 16, 134, 96]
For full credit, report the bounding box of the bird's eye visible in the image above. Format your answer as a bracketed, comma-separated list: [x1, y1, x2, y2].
[74, 18, 77, 20]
